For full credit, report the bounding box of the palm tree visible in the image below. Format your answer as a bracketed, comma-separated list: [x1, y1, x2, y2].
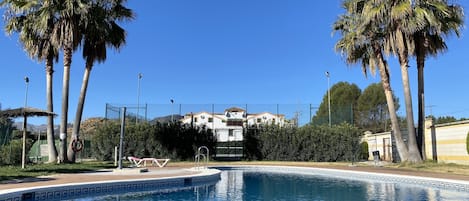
[1, 0, 59, 163]
[412, 0, 464, 158]
[51, 0, 89, 163]
[363, 0, 464, 162]
[334, 0, 410, 161]
[360, 0, 423, 162]
[67, 0, 134, 162]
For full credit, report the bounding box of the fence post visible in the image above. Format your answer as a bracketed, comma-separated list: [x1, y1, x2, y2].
[118, 107, 126, 169]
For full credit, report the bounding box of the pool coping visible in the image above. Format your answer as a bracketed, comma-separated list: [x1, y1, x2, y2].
[0, 167, 220, 201]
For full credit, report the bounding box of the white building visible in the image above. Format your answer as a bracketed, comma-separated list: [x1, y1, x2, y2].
[180, 107, 286, 158]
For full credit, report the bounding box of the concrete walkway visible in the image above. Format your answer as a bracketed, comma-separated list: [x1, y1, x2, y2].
[0, 166, 200, 193]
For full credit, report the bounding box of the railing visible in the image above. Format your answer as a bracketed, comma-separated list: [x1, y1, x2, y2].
[195, 146, 209, 169]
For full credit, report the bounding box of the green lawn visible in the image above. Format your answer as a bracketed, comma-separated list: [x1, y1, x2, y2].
[0, 161, 115, 182]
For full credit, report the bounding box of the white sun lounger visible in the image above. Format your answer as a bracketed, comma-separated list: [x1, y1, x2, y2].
[127, 156, 170, 168]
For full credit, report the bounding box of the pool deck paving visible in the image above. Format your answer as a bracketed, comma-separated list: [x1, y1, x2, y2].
[2, 162, 469, 193]
[0, 166, 200, 193]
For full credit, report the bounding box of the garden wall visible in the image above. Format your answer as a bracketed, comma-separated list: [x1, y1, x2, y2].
[425, 119, 469, 165]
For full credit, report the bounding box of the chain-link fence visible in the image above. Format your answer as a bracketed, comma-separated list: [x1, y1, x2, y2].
[105, 103, 358, 127]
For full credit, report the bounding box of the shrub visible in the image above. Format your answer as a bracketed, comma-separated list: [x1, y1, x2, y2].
[243, 123, 361, 162]
[91, 122, 216, 161]
[466, 132, 469, 155]
[91, 121, 120, 161]
[0, 139, 32, 165]
[360, 141, 369, 160]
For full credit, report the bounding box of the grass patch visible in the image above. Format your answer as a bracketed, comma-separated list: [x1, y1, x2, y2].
[0, 161, 115, 182]
[386, 160, 469, 175]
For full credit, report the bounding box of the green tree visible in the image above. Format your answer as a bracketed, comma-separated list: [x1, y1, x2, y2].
[434, 116, 457, 124]
[356, 82, 399, 132]
[312, 82, 361, 126]
[1, 0, 59, 162]
[333, 0, 410, 161]
[68, 0, 134, 162]
[0, 117, 15, 146]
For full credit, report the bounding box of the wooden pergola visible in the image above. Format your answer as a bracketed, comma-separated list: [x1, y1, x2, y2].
[0, 107, 56, 169]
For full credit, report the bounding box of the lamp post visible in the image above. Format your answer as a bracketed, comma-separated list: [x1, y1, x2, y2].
[22, 76, 29, 169]
[170, 99, 174, 122]
[136, 73, 143, 124]
[24, 76, 29, 107]
[326, 71, 331, 127]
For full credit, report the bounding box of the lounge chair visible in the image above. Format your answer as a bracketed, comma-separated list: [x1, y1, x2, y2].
[127, 156, 170, 168]
[152, 158, 170, 167]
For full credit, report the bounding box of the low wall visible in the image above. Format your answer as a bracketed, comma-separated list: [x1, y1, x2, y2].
[363, 131, 393, 161]
[425, 119, 469, 165]
[363, 118, 469, 165]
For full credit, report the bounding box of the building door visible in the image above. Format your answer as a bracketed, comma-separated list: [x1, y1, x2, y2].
[383, 138, 391, 161]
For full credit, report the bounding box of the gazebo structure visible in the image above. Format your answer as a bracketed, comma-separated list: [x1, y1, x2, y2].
[0, 107, 56, 168]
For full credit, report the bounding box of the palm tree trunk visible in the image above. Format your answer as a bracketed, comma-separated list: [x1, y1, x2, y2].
[45, 58, 58, 163]
[59, 47, 72, 163]
[68, 63, 92, 162]
[396, 30, 422, 163]
[374, 44, 409, 161]
[416, 35, 426, 159]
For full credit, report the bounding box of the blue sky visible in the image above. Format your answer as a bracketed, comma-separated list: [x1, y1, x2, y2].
[0, 0, 468, 125]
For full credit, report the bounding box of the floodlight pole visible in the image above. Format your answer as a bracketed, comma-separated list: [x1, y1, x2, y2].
[170, 99, 174, 122]
[22, 76, 29, 169]
[136, 73, 143, 124]
[326, 72, 331, 127]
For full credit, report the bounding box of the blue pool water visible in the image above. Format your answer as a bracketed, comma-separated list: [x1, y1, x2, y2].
[69, 168, 469, 201]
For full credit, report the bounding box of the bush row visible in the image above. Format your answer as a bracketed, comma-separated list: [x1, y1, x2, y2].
[91, 122, 216, 161]
[244, 123, 365, 162]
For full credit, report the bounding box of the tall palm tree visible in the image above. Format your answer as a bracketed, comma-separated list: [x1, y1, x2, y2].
[412, 0, 464, 158]
[364, 0, 463, 161]
[361, 0, 423, 162]
[1, 0, 59, 163]
[334, 0, 410, 161]
[67, 0, 134, 162]
[52, 0, 89, 163]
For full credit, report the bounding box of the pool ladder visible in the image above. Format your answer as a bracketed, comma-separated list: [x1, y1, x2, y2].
[195, 146, 209, 170]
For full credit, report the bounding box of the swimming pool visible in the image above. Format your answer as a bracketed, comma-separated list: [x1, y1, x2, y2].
[64, 166, 469, 201]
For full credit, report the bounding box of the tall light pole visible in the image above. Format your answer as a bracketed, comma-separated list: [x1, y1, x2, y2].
[326, 71, 331, 127]
[136, 73, 143, 124]
[22, 76, 29, 169]
[24, 76, 29, 108]
[170, 99, 174, 122]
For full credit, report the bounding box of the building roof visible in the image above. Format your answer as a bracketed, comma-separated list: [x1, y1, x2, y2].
[224, 107, 245, 113]
[0, 107, 56, 118]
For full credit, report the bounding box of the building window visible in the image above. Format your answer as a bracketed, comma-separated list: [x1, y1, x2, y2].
[194, 117, 198, 122]
[227, 119, 243, 126]
[208, 117, 213, 123]
[257, 118, 261, 123]
[229, 129, 234, 137]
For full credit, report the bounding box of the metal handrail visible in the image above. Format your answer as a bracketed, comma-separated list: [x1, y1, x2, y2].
[195, 146, 209, 169]
[194, 153, 205, 169]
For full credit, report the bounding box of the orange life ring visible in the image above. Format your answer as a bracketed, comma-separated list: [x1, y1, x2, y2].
[71, 139, 84, 152]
